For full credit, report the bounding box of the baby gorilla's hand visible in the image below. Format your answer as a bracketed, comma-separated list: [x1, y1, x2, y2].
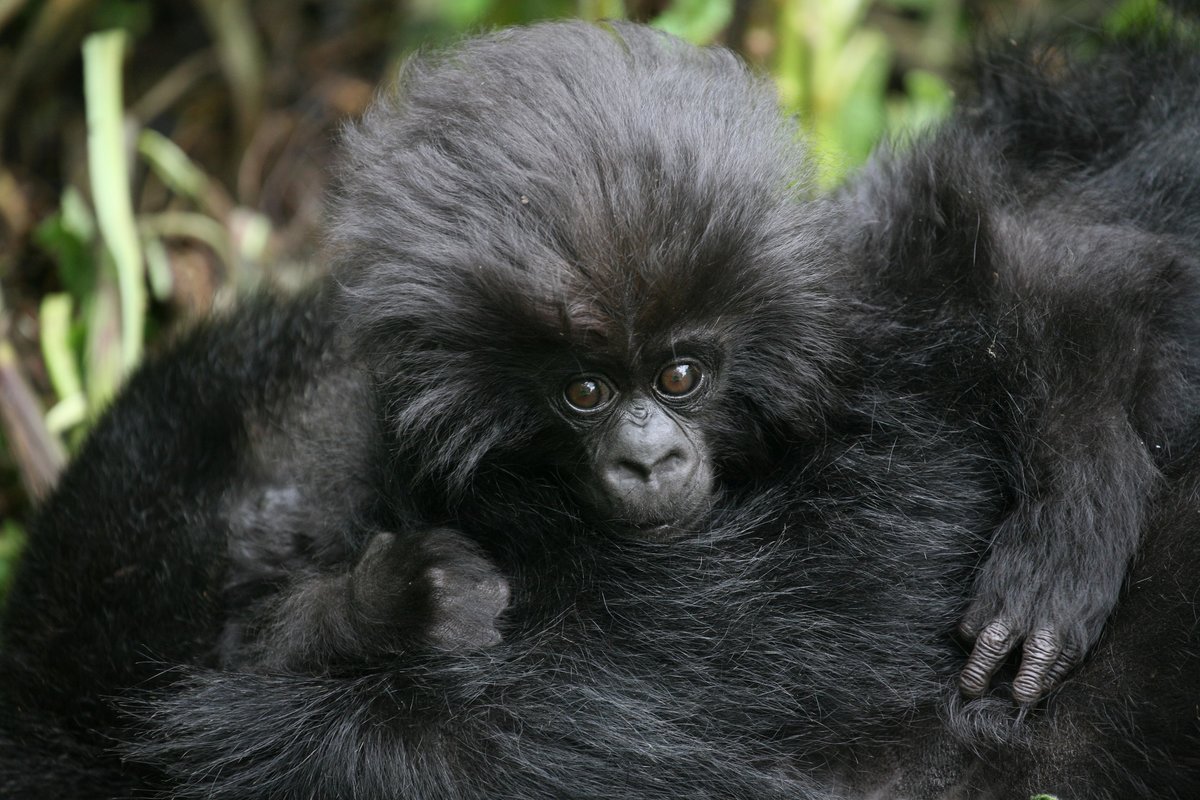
[958, 610, 1083, 706]
[956, 537, 1120, 705]
[350, 528, 510, 652]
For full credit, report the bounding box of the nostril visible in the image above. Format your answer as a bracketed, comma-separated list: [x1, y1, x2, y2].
[611, 459, 652, 485]
[606, 449, 692, 491]
[653, 449, 688, 476]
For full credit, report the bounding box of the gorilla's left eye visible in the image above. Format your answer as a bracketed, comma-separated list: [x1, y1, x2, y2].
[656, 362, 702, 398]
[564, 377, 613, 411]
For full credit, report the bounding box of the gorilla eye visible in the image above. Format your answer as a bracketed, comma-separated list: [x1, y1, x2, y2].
[564, 377, 613, 412]
[656, 362, 702, 398]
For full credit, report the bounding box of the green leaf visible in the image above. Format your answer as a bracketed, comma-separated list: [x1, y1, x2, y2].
[878, 0, 938, 13]
[1106, 0, 1162, 34]
[83, 279, 124, 414]
[139, 211, 233, 268]
[84, 29, 146, 372]
[143, 235, 174, 303]
[887, 68, 953, 140]
[410, 0, 497, 28]
[653, 0, 733, 44]
[39, 293, 88, 434]
[138, 128, 209, 204]
[826, 29, 890, 162]
[33, 187, 97, 302]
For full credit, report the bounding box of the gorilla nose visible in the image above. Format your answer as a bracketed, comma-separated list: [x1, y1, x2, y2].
[596, 403, 706, 518]
[605, 448, 693, 493]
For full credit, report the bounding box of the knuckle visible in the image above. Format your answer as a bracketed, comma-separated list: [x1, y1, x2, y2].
[1023, 631, 1059, 660]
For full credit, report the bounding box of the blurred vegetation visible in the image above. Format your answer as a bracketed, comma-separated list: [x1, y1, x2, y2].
[0, 0, 1168, 599]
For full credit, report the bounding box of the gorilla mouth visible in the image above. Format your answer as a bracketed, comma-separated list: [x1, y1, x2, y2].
[611, 489, 715, 542]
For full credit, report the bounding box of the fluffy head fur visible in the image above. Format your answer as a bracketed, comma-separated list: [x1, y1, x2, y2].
[329, 22, 845, 511]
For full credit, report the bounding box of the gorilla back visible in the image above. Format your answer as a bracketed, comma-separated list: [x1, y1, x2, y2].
[1, 20, 1199, 800]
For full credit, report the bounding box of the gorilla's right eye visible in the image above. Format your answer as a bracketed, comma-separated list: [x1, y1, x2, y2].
[564, 377, 613, 412]
[656, 361, 702, 398]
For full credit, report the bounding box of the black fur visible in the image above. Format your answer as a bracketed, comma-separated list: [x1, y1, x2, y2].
[837, 28, 1200, 704]
[1, 20, 1199, 800]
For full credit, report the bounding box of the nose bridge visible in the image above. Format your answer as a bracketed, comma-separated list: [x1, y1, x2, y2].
[617, 403, 676, 463]
[626, 397, 652, 426]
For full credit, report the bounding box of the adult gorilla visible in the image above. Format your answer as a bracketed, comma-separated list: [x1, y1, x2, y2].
[1, 20, 1198, 800]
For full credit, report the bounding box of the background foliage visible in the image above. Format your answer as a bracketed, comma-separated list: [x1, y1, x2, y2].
[0, 0, 1161, 599]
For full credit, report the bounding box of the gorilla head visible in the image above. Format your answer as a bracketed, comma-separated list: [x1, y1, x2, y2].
[329, 23, 846, 535]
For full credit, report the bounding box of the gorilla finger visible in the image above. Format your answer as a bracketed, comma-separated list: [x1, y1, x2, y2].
[956, 603, 993, 640]
[432, 573, 511, 619]
[476, 575, 512, 614]
[959, 620, 1017, 698]
[428, 616, 504, 651]
[1011, 628, 1062, 705]
[1041, 640, 1082, 694]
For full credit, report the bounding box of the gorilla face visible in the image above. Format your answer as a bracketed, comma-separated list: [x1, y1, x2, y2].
[557, 353, 718, 532]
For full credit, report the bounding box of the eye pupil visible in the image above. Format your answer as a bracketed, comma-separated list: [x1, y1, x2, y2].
[658, 363, 699, 397]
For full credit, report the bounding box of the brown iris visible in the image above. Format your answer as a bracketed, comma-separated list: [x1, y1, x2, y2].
[564, 377, 612, 411]
[657, 362, 700, 397]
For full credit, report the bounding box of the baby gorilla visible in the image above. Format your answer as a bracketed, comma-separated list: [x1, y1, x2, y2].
[2, 19, 1199, 800]
[327, 22, 1182, 703]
